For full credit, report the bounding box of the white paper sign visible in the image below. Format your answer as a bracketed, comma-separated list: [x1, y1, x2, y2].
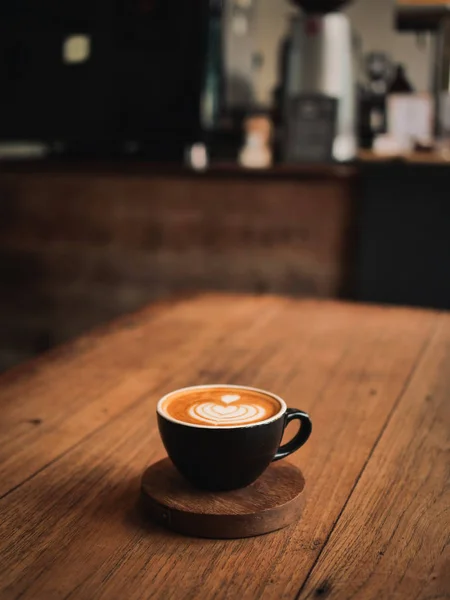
[387, 94, 434, 147]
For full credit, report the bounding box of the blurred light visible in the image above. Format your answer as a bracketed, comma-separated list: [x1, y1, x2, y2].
[232, 14, 249, 36]
[63, 35, 91, 64]
[186, 143, 209, 172]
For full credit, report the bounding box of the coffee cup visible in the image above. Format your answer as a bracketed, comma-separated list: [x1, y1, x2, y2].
[157, 384, 312, 491]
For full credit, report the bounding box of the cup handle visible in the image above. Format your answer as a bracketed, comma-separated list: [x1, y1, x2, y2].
[272, 408, 312, 462]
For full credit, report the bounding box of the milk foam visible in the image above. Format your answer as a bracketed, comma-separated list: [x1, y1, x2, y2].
[159, 386, 284, 428]
[188, 394, 267, 425]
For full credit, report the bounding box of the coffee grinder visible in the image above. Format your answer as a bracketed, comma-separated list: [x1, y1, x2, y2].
[283, 0, 357, 162]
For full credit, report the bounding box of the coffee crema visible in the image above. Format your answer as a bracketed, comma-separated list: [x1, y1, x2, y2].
[160, 386, 282, 427]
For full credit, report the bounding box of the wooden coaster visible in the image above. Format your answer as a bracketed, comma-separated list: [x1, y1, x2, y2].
[140, 458, 306, 539]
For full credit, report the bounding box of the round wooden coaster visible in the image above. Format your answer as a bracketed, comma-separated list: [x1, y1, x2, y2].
[140, 458, 306, 539]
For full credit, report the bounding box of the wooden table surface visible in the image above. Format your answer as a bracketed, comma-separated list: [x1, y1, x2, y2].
[0, 294, 449, 600]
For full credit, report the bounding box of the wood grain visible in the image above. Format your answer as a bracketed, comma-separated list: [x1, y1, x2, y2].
[0, 295, 273, 495]
[299, 316, 450, 600]
[141, 459, 305, 538]
[0, 294, 445, 600]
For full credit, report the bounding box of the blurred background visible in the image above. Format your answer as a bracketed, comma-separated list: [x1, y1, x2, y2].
[1, 0, 450, 373]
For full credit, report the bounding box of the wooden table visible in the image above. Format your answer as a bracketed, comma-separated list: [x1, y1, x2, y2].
[0, 294, 449, 599]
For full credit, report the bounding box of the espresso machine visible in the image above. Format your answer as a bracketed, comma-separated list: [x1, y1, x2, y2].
[283, 0, 357, 162]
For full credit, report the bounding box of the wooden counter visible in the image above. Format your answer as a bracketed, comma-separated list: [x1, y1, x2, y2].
[0, 162, 357, 371]
[358, 149, 450, 165]
[0, 159, 357, 180]
[1, 155, 449, 373]
[0, 293, 448, 599]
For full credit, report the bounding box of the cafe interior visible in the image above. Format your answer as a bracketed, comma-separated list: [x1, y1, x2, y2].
[1, 2, 450, 599]
[0, 0, 449, 374]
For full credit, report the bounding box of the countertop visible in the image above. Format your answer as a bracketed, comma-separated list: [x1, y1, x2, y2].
[0, 158, 357, 180]
[0, 293, 448, 599]
[1, 152, 450, 181]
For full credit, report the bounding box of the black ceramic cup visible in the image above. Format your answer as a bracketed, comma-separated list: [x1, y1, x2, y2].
[156, 384, 312, 491]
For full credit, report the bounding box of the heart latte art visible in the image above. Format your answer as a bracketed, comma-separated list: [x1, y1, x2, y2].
[160, 386, 282, 427]
[189, 397, 266, 425]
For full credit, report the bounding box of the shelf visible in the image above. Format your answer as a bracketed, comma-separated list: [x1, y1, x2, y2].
[396, 3, 450, 30]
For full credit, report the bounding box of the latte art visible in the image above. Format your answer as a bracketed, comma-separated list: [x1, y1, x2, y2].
[160, 386, 282, 427]
[189, 399, 266, 425]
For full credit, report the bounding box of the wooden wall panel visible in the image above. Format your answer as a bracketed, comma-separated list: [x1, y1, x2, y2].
[0, 169, 356, 370]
